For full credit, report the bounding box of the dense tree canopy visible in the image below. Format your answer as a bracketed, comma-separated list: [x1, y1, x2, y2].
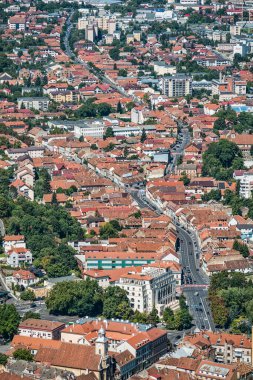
[45, 279, 103, 316]
[3, 190, 83, 277]
[74, 99, 113, 118]
[209, 272, 253, 330]
[163, 295, 192, 330]
[202, 139, 243, 180]
[34, 168, 51, 199]
[103, 286, 133, 320]
[214, 108, 253, 134]
[0, 304, 20, 340]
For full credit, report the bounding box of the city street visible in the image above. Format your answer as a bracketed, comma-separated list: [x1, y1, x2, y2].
[64, 13, 136, 102]
[177, 225, 215, 331]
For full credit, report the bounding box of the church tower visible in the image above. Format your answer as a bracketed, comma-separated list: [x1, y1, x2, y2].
[95, 327, 108, 357]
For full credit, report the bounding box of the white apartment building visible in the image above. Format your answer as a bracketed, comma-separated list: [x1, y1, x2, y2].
[78, 15, 116, 34]
[17, 97, 50, 111]
[7, 248, 33, 268]
[239, 172, 253, 199]
[116, 266, 177, 316]
[230, 24, 241, 36]
[74, 122, 156, 139]
[74, 121, 105, 138]
[162, 74, 192, 98]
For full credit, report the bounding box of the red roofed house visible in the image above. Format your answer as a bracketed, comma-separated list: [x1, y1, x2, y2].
[3, 235, 26, 252]
[12, 269, 39, 289]
[18, 319, 65, 340]
[7, 247, 33, 268]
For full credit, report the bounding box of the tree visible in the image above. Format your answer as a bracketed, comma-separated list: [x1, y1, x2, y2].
[202, 189, 221, 202]
[209, 295, 229, 328]
[46, 279, 103, 316]
[104, 127, 114, 139]
[99, 222, 119, 239]
[20, 289, 36, 301]
[22, 311, 40, 321]
[97, 103, 112, 117]
[0, 353, 8, 366]
[103, 286, 132, 319]
[163, 307, 174, 325]
[131, 310, 149, 324]
[34, 168, 51, 199]
[13, 348, 34, 362]
[233, 240, 249, 258]
[117, 101, 123, 114]
[0, 195, 12, 218]
[0, 304, 20, 340]
[147, 308, 160, 325]
[179, 172, 190, 186]
[51, 192, 58, 206]
[109, 47, 120, 60]
[118, 68, 128, 77]
[214, 117, 226, 131]
[202, 139, 243, 180]
[109, 219, 122, 231]
[173, 309, 192, 330]
[140, 128, 147, 143]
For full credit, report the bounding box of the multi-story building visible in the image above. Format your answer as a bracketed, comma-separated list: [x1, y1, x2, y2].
[61, 318, 168, 379]
[8, 15, 27, 31]
[5, 147, 45, 160]
[3, 235, 26, 252]
[78, 15, 116, 34]
[6, 248, 33, 268]
[48, 90, 80, 103]
[212, 75, 246, 100]
[17, 97, 50, 111]
[75, 250, 167, 270]
[184, 331, 252, 365]
[116, 265, 177, 315]
[230, 24, 241, 36]
[162, 74, 192, 98]
[153, 62, 177, 76]
[18, 319, 65, 340]
[195, 360, 237, 380]
[239, 172, 253, 199]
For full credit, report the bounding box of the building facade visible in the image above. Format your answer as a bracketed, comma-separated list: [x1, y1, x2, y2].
[116, 266, 176, 315]
[162, 74, 192, 97]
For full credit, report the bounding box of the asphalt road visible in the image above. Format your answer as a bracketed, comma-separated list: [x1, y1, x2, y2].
[167, 127, 191, 175]
[177, 225, 215, 331]
[12, 300, 78, 324]
[0, 219, 5, 236]
[129, 182, 216, 332]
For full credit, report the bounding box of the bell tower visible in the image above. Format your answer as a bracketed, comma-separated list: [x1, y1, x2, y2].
[95, 327, 108, 357]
